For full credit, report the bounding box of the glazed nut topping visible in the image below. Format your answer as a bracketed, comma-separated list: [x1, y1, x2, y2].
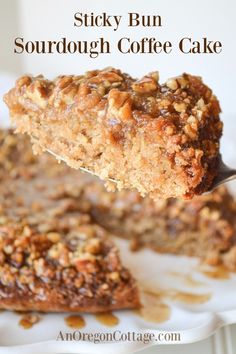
[166, 78, 178, 90]
[47, 232, 61, 243]
[131, 73, 159, 93]
[0, 219, 135, 304]
[173, 102, 186, 113]
[107, 90, 133, 122]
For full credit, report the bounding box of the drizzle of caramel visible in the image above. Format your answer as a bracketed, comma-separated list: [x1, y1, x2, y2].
[18, 314, 40, 329]
[172, 291, 212, 304]
[142, 287, 211, 306]
[19, 318, 33, 329]
[65, 315, 86, 329]
[134, 292, 170, 323]
[95, 312, 119, 327]
[168, 271, 206, 287]
[168, 271, 182, 278]
[184, 275, 206, 287]
[201, 266, 230, 280]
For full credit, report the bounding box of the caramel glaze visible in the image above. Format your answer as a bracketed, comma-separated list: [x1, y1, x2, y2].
[19, 318, 34, 329]
[168, 271, 206, 287]
[136, 286, 212, 324]
[172, 291, 211, 304]
[95, 312, 119, 327]
[144, 288, 211, 305]
[135, 292, 171, 323]
[65, 315, 86, 329]
[18, 314, 40, 329]
[200, 266, 230, 280]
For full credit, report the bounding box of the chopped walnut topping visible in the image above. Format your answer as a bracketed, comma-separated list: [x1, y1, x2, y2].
[84, 238, 101, 254]
[197, 98, 205, 109]
[173, 102, 186, 113]
[108, 271, 120, 282]
[107, 90, 133, 123]
[47, 232, 61, 243]
[132, 73, 159, 93]
[166, 78, 178, 90]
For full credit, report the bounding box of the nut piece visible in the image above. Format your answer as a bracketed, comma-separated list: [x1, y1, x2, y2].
[173, 102, 187, 113]
[25, 81, 48, 109]
[84, 238, 101, 254]
[107, 90, 133, 122]
[132, 74, 159, 93]
[47, 232, 61, 243]
[166, 78, 178, 90]
[108, 271, 120, 282]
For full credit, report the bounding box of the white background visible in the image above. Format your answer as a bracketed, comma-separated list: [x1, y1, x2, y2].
[0, 1, 236, 353]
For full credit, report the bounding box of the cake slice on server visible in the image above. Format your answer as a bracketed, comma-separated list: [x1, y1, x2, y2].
[4, 68, 222, 199]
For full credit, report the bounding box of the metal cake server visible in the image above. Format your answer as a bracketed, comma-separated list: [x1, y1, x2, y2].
[36, 136, 236, 193]
[206, 156, 236, 192]
[45, 147, 118, 183]
[49, 150, 236, 193]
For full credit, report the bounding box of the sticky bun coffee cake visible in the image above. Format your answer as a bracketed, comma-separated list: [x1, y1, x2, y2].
[83, 184, 236, 271]
[4, 68, 222, 199]
[0, 130, 139, 312]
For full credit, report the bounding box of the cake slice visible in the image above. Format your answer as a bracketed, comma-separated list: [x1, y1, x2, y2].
[4, 68, 222, 199]
[82, 182, 236, 271]
[0, 130, 139, 312]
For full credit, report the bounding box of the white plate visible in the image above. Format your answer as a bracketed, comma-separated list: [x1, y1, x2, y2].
[1, 97, 236, 353]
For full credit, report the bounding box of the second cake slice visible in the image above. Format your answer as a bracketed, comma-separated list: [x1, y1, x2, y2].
[0, 130, 139, 312]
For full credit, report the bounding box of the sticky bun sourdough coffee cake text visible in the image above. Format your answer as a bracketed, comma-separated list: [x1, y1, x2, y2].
[4, 68, 222, 199]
